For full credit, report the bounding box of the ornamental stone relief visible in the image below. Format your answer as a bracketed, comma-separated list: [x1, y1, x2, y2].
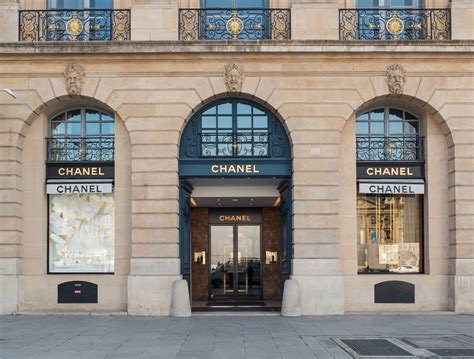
[223, 63, 244, 92]
[386, 64, 406, 95]
[64, 64, 85, 96]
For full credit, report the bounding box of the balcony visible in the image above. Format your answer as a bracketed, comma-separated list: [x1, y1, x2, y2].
[47, 137, 114, 162]
[339, 8, 451, 41]
[19, 9, 131, 41]
[356, 136, 424, 162]
[179, 8, 291, 40]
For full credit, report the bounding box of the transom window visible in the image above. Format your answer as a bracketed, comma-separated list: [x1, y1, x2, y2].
[48, 107, 114, 162]
[356, 107, 423, 161]
[200, 100, 270, 157]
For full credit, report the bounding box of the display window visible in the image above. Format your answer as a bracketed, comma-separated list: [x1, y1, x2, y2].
[48, 193, 114, 273]
[357, 193, 422, 274]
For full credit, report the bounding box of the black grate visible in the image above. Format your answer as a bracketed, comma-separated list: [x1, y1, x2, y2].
[428, 348, 474, 356]
[340, 339, 412, 356]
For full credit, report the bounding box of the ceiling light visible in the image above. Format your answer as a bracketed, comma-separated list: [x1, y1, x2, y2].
[273, 197, 281, 207]
[232, 198, 239, 202]
[190, 197, 197, 206]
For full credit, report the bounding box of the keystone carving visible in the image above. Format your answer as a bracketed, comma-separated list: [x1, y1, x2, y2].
[386, 64, 406, 95]
[64, 64, 85, 96]
[223, 63, 244, 92]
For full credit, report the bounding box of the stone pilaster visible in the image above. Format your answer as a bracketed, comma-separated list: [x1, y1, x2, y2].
[0, 0, 19, 42]
[131, 0, 179, 40]
[291, 0, 340, 40]
[451, 0, 474, 40]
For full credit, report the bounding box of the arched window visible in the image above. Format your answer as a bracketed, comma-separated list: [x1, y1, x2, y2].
[47, 106, 115, 274]
[195, 100, 280, 158]
[48, 107, 115, 161]
[356, 107, 422, 161]
[356, 106, 424, 275]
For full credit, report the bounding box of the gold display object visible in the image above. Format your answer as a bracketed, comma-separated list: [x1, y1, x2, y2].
[66, 16, 84, 38]
[386, 16, 404, 35]
[226, 11, 244, 39]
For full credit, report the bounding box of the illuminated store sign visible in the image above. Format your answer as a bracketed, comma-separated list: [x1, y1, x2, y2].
[46, 162, 114, 179]
[47, 183, 113, 194]
[359, 183, 425, 194]
[357, 164, 424, 179]
[209, 209, 262, 224]
[211, 164, 259, 174]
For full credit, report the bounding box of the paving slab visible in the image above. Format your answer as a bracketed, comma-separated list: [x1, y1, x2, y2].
[0, 314, 473, 358]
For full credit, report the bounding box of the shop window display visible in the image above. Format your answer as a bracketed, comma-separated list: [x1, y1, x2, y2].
[357, 193, 422, 273]
[49, 193, 114, 273]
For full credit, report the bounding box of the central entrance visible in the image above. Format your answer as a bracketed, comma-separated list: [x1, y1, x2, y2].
[210, 222, 262, 300]
[178, 96, 293, 311]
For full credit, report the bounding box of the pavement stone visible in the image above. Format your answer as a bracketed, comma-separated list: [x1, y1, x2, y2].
[0, 314, 473, 358]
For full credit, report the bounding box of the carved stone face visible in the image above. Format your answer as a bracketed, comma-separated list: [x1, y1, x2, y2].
[386, 64, 406, 95]
[224, 64, 244, 92]
[64, 64, 84, 96]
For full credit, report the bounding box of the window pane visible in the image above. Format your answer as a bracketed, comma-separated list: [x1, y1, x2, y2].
[218, 116, 232, 129]
[203, 106, 217, 115]
[67, 122, 81, 136]
[356, 122, 369, 135]
[389, 121, 403, 135]
[237, 143, 252, 156]
[237, 103, 252, 115]
[253, 116, 268, 128]
[405, 111, 418, 121]
[405, 121, 419, 134]
[49, 194, 114, 273]
[357, 112, 369, 121]
[101, 122, 115, 135]
[86, 110, 100, 122]
[218, 103, 232, 115]
[51, 121, 66, 136]
[86, 122, 100, 135]
[237, 116, 251, 128]
[357, 194, 422, 274]
[389, 108, 403, 122]
[370, 109, 384, 121]
[67, 109, 81, 122]
[370, 121, 384, 134]
[202, 117, 216, 129]
[253, 144, 268, 156]
[356, 0, 381, 7]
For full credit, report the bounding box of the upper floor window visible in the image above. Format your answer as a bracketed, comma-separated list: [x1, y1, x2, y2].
[356, 0, 423, 9]
[48, 107, 115, 162]
[356, 107, 423, 161]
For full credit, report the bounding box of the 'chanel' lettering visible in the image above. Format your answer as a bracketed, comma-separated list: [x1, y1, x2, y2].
[366, 167, 414, 176]
[211, 164, 259, 174]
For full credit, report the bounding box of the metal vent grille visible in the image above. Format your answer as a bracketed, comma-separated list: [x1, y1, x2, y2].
[340, 339, 412, 356]
[428, 348, 474, 356]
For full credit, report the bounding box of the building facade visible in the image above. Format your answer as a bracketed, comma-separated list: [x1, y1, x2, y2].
[0, 0, 473, 316]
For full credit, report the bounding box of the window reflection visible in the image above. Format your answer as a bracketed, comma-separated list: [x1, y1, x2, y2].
[357, 194, 422, 273]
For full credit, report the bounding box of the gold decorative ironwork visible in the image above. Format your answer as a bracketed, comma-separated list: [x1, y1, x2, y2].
[226, 10, 244, 39]
[386, 15, 404, 35]
[66, 14, 84, 40]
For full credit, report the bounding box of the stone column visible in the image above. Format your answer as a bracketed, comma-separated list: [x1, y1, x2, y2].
[450, 0, 474, 40]
[291, 0, 340, 40]
[0, 0, 19, 42]
[131, 0, 179, 40]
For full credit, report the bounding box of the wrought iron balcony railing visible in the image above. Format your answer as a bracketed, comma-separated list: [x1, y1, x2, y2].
[339, 8, 450, 40]
[47, 137, 114, 162]
[200, 131, 270, 157]
[179, 8, 290, 40]
[19, 9, 130, 41]
[356, 136, 424, 161]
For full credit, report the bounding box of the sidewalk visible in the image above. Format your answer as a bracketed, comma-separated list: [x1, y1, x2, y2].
[0, 314, 473, 358]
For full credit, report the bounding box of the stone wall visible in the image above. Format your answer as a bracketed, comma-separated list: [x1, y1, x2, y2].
[0, 42, 472, 315]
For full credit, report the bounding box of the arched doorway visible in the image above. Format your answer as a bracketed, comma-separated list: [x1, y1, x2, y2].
[178, 98, 292, 311]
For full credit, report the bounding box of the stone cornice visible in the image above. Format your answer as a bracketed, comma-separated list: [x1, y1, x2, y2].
[0, 40, 473, 56]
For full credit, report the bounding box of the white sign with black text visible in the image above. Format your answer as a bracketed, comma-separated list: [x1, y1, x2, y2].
[46, 183, 113, 194]
[359, 183, 425, 195]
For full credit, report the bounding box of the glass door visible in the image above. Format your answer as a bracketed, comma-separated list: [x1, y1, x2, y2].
[209, 224, 261, 300]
